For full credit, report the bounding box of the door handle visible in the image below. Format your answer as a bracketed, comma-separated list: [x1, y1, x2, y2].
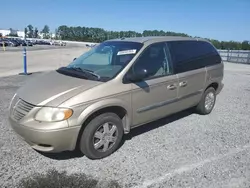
[179, 81, 187, 87]
[167, 84, 176, 90]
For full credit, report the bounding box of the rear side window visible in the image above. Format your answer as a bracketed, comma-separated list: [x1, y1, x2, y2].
[167, 40, 221, 73]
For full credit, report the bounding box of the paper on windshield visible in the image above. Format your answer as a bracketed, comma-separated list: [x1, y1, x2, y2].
[117, 49, 137, 55]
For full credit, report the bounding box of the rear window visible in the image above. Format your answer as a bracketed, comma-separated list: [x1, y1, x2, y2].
[167, 40, 221, 73]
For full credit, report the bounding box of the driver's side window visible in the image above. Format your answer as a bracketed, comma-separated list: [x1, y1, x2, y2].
[132, 42, 173, 80]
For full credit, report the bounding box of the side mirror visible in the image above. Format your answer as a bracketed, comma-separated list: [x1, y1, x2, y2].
[126, 69, 147, 82]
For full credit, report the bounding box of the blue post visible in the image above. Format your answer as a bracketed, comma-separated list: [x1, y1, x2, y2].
[19, 47, 31, 75]
[23, 47, 27, 74]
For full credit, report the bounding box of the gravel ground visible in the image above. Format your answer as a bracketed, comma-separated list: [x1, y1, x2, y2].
[0, 62, 250, 188]
[0, 47, 86, 77]
[0, 45, 78, 53]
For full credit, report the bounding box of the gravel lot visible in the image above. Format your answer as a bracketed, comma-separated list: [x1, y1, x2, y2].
[0, 44, 90, 53]
[0, 45, 69, 53]
[0, 46, 87, 77]
[0, 62, 250, 188]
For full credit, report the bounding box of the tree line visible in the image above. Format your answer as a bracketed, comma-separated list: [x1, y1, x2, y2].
[3, 24, 250, 50]
[22, 25, 51, 39]
[6, 24, 51, 39]
[56, 25, 250, 50]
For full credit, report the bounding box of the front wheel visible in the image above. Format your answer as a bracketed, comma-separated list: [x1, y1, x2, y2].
[195, 87, 216, 115]
[79, 113, 124, 159]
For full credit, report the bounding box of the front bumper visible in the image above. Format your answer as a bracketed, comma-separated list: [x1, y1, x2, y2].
[9, 117, 81, 153]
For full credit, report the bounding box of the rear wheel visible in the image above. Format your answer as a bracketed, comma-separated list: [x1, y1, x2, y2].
[80, 113, 124, 159]
[196, 87, 216, 115]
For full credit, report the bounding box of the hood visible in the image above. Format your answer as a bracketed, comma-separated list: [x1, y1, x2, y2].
[16, 71, 102, 106]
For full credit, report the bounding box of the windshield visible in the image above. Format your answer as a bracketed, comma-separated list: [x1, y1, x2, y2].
[58, 41, 143, 81]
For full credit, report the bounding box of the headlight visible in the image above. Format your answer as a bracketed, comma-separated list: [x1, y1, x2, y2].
[35, 107, 73, 122]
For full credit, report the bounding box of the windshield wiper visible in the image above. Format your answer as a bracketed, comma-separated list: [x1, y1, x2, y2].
[68, 67, 101, 80]
[82, 68, 101, 80]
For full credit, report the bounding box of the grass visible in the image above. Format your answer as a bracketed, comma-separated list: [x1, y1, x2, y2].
[18, 168, 121, 188]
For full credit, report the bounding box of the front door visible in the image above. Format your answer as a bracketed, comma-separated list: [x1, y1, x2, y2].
[128, 42, 179, 126]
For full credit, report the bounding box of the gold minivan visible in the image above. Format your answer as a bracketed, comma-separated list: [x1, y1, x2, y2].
[8, 36, 224, 159]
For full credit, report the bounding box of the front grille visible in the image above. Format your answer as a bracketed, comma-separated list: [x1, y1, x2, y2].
[11, 99, 36, 121]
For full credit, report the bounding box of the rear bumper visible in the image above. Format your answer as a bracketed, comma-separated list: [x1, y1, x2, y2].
[9, 117, 81, 153]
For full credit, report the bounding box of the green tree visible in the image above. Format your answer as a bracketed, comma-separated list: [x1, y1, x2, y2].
[8, 28, 18, 37]
[42, 25, 50, 39]
[9, 28, 14, 34]
[7, 33, 18, 37]
[220, 41, 227, 50]
[57, 25, 69, 40]
[34, 27, 39, 38]
[209, 39, 221, 49]
[242, 41, 250, 50]
[27, 24, 34, 38]
[54, 25, 250, 50]
[55, 28, 59, 39]
[24, 27, 28, 38]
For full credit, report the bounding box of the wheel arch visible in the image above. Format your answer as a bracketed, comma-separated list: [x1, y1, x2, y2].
[75, 99, 132, 150]
[206, 82, 219, 92]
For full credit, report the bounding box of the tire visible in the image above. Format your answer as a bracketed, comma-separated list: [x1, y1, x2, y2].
[80, 112, 124, 159]
[195, 87, 216, 115]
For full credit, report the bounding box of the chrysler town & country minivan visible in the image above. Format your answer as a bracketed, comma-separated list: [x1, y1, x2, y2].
[8, 36, 224, 159]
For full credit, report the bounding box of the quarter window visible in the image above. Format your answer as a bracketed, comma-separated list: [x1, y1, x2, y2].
[168, 40, 221, 73]
[131, 42, 173, 80]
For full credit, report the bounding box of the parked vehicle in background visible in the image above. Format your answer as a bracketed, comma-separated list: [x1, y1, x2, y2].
[21, 41, 27, 46]
[11, 38, 22, 46]
[28, 40, 37, 45]
[0, 39, 8, 47]
[8, 36, 224, 160]
[35, 40, 51, 45]
[2, 39, 13, 47]
[86, 43, 96, 48]
[7, 41, 17, 47]
[15, 38, 27, 46]
[1, 37, 68, 47]
[8, 38, 21, 46]
[6, 39, 19, 47]
[25, 40, 33, 46]
[54, 41, 66, 46]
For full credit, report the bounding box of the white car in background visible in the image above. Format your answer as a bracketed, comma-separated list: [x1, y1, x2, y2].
[53, 40, 66, 46]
